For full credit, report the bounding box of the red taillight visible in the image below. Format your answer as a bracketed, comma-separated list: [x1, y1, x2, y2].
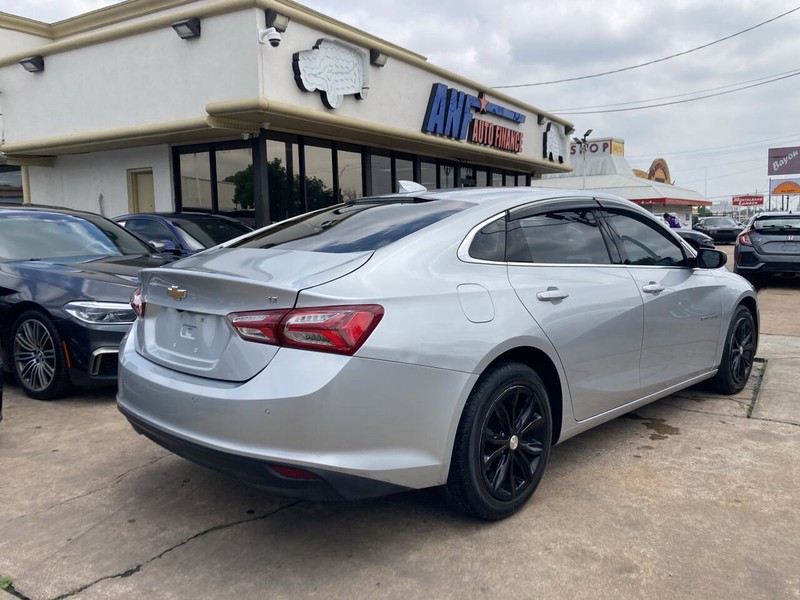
[738, 230, 754, 247]
[227, 310, 289, 344]
[131, 287, 146, 318]
[226, 304, 384, 355]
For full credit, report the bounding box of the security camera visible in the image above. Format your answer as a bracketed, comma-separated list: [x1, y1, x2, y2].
[259, 27, 281, 47]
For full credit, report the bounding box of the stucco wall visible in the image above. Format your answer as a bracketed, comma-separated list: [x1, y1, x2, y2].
[27, 145, 172, 216]
[1, 9, 261, 144]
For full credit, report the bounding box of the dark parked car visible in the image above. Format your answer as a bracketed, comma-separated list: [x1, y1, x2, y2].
[675, 228, 715, 251]
[113, 213, 252, 258]
[0, 205, 171, 400]
[734, 211, 800, 284]
[694, 216, 743, 243]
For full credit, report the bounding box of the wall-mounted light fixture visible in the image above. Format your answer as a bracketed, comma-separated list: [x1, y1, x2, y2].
[19, 55, 45, 72]
[565, 125, 575, 135]
[370, 49, 389, 67]
[171, 17, 201, 39]
[265, 9, 290, 32]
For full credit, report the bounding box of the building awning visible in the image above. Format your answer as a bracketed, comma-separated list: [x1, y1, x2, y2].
[536, 152, 711, 206]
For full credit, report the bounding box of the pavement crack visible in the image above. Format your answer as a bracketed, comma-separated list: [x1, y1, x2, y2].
[50, 500, 303, 600]
[0, 455, 172, 528]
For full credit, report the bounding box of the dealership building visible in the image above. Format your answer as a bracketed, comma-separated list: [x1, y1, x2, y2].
[0, 0, 575, 227]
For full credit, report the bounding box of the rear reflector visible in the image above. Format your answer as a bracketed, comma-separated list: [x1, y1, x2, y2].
[227, 304, 384, 355]
[269, 464, 319, 480]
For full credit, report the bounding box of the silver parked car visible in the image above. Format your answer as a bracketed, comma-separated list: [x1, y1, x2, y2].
[117, 187, 759, 520]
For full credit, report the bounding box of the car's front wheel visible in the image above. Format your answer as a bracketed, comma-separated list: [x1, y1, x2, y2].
[11, 310, 70, 400]
[445, 362, 552, 520]
[708, 305, 756, 395]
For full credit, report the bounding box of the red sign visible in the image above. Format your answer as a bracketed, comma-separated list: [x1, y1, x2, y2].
[732, 195, 764, 206]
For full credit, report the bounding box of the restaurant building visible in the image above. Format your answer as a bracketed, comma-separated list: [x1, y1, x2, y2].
[0, 0, 574, 227]
[538, 137, 711, 227]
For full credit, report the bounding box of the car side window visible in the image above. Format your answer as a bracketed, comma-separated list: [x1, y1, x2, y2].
[468, 217, 506, 261]
[125, 219, 176, 244]
[602, 210, 687, 267]
[506, 208, 611, 264]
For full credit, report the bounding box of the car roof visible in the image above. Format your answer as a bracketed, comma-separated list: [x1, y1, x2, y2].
[0, 203, 111, 219]
[752, 211, 797, 217]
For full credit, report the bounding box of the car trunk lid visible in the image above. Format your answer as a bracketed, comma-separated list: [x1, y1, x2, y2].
[133, 247, 372, 381]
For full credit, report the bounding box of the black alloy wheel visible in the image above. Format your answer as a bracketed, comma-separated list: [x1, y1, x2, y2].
[445, 362, 552, 521]
[11, 310, 70, 400]
[708, 305, 756, 395]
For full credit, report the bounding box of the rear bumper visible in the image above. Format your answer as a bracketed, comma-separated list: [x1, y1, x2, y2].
[119, 405, 409, 501]
[116, 327, 476, 499]
[734, 248, 800, 275]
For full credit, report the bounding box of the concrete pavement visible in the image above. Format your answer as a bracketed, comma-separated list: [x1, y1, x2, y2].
[0, 282, 798, 600]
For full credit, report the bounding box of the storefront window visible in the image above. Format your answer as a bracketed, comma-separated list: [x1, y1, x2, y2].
[440, 163, 455, 188]
[492, 171, 503, 187]
[337, 148, 362, 201]
[180, 152, 212, 210]
[304, 142, 335, 212]
[371, 151, 392, 195]
[266, 138, 301, 222]
[216, 147, 254, 215]
[396, 156, 413, 188]
[420, 161, 437, 190]
[460, 166, 477, 187]
[476, 169, 488, 187]
[0, 165, 23, 204]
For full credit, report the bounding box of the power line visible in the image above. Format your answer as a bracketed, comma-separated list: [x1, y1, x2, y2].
[493, 5, 800, 89]
[548, 69, 800, 112]
[626, 133, 800, 161]
[552, 70, 800, 114]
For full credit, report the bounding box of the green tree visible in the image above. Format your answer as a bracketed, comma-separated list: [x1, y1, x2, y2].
[224, 164, 254, 210]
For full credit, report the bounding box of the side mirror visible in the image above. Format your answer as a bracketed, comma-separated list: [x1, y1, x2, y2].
[148, 239, 178, 252]
[696, 248, 727, 269]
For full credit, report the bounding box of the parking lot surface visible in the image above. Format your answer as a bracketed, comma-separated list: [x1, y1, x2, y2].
[1, 275, 799, 599]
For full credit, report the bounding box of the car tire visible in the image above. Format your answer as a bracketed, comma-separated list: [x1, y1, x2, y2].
[707, 305, 756, 395]
[11, 310, 71, 400]
[445, 362, 552, 521]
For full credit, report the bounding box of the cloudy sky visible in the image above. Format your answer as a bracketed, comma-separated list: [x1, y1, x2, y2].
[5, 0, 800, 205]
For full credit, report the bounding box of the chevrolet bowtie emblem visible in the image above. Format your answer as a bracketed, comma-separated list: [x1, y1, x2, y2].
[167, 285, 187, 300]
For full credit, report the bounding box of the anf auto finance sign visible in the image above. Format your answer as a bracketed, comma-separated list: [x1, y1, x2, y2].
[768, 146, 800, 176]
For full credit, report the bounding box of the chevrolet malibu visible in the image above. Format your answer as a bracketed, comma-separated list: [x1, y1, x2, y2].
[117, 187, 758, 520]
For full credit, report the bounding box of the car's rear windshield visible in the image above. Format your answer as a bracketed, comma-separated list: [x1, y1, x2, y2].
[754, 216, 800, 231]
[230, 198, 473, 253]
[173, 218, 252, 248]
[704, 217, 738, 226]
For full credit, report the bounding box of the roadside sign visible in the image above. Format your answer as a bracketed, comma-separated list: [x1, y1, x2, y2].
[732, 195, 764, 206]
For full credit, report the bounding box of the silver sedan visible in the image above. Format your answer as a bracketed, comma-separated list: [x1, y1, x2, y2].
[117, 187, 758, 520]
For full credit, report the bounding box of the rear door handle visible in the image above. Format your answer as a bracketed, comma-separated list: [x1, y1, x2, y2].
[536, 288, 569, 302]
[642, 282, 664, 294]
